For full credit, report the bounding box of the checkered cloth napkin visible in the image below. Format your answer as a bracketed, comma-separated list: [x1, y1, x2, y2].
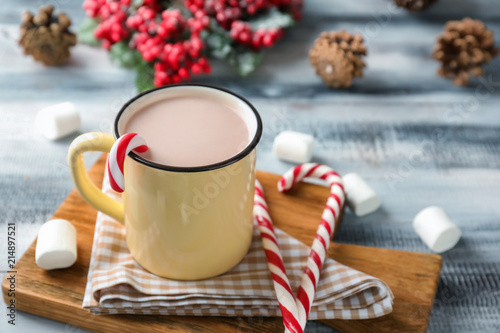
[83, 172, 394, 320]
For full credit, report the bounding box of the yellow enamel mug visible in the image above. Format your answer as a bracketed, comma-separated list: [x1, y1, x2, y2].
[68, 84, 262, 280]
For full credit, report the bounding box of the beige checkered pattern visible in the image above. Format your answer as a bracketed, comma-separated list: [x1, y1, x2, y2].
[83, 173, 394, 320]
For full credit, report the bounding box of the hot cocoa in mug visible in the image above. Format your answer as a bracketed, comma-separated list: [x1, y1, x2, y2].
[69, 84, 262, 280]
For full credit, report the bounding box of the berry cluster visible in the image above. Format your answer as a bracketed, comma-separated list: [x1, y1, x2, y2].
[230, 21, 283, 50]
[82, 0, 302, 88]
[126, 7, 211, 86]
[274, 0, 304, 20]
[83, 0, 131, 49]
[184, 0, 299, 50]
[83, 0, 211, 85]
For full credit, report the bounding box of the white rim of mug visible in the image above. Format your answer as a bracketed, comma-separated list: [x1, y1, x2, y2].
[113, 83, 263, 173]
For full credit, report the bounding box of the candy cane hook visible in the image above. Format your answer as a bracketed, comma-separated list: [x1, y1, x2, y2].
[107, 133, 148, 193]
[253, 163, 345, 332]
[278, 163, 345, 328]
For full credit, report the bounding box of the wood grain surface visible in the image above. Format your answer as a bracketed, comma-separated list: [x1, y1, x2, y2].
[2, 155, 442, 333]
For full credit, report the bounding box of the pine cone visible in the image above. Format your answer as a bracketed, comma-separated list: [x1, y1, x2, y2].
[309, 31, 367, 88]
[19, 5, 76, 66]
[394, 0, 437, 11]
[433, 18, 498, 86]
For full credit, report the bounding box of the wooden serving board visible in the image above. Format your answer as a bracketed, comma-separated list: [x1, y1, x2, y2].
[2, 155, 442, 332]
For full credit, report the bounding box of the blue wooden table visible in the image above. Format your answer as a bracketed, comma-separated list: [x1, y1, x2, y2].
[1, 0, 500, 332]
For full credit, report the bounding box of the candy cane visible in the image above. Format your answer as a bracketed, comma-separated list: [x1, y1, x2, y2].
[279, 163, 345, 327]
[254, 163, 345, 332]
[254, 180, 303, 333]
[107, 133, 148, 193]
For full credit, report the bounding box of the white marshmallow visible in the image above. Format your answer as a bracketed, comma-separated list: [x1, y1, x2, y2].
[413, 206, 461, 253]
[343, 173, 381, 216]
[36, 219, 77, 270]
[273, 131, 315, 164]
[35, 102, 80, 140]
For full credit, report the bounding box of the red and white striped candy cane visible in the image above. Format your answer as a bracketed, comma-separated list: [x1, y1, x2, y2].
[279, 163, 345, 328]
[254, 163, 345, 332]
[107, 133, 148, 193]
[254, 180, 303, 333]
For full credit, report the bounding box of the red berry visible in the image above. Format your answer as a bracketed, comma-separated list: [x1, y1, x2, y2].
[101, 39, 111, 50]
[239, 31, 250, 43]
[191, 63, 202, 75]
[154, 62, 166, 71]
[142, 51, 154, 61]
[109, 2, 119, 12]
[171, 74, 181, 83]
[178, 67, 190, 79]
[262, 33, 273, 47]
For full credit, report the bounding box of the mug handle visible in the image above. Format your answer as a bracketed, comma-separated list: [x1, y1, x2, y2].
[68, 132, 124, 224]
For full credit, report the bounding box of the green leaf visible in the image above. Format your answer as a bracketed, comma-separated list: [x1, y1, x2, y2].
[229, 50, 263, 76]
[132, 0, 144, 7]
[109, 42, 143, 69]
[205, 33, 233, 59]
[77, 18, 100, 47]
[203, 18, 264, 76]
[250, 8, 295, 30]
[135, 60, 155, 92]
[203, 19, 238, 61]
